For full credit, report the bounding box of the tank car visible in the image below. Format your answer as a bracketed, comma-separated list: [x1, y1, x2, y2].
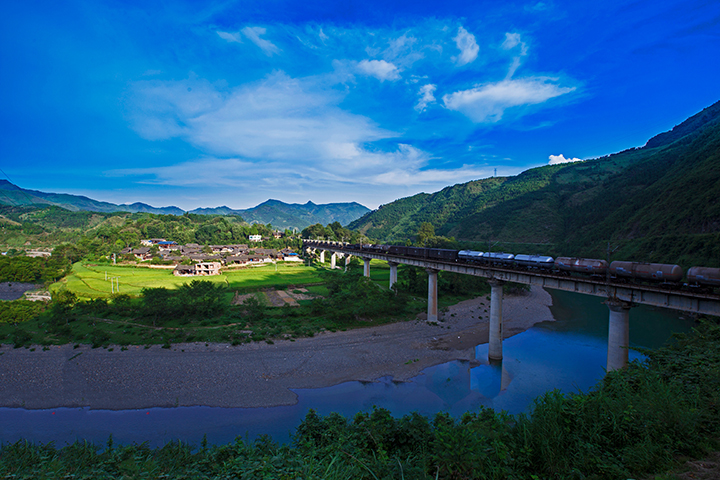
[686, 266, 720, 287]
[482, 252, 515, 265]
[458, 250, 484, 262]
[514, 254, 554, 269]
[555, 257, 608, 275]
[609, 261, 683, 283]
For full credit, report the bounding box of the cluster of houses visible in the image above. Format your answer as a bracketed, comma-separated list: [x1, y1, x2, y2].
[121, 238, 301, 276]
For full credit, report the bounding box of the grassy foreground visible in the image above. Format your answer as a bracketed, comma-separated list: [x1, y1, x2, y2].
[1, 319, 718, 479]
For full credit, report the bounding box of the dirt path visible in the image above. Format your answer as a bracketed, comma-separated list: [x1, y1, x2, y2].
[0, 286, 553, 410]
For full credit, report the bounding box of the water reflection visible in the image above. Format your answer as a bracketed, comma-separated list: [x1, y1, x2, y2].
[0, 290, 695, 447]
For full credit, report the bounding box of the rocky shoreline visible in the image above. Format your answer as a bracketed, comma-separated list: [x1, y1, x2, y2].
[0, 286, 554, 410]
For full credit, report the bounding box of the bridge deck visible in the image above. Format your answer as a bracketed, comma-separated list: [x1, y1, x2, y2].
[310, 246, 720, 316]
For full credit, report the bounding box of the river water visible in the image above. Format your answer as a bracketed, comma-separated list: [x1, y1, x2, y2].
[0, 289, 695, 447]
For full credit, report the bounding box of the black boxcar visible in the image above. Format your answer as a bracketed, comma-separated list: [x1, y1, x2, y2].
[427, 248, 459, 261]
[406, 247, 429, 258]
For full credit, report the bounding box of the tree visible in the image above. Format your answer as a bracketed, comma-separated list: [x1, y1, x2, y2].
[141, 287, 174, 327]
[417, 222, 435, 247]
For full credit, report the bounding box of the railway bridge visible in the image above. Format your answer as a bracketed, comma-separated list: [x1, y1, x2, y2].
[304, 241, 720, 372]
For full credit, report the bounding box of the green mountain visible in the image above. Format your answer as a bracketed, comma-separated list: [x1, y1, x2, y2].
[189, 200, 370, 230]
[0, 182, 370, 229]
[349, 100, 720, 268]
[0, 181, 184, 215]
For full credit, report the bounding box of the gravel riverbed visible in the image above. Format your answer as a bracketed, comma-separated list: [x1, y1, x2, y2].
[0, 286, 553, 410]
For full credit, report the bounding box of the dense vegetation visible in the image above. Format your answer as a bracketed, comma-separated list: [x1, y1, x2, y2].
[349, 100, 720, 269]
[0, 246, 80, 283]
[0, 205, 302, 258]
[2, 318, 717, 479]
[301, 221, 371, 244]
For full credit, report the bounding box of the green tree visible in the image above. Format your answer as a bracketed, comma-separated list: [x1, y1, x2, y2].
[417, 222, 435, 247]
[141, 287, 174, 327]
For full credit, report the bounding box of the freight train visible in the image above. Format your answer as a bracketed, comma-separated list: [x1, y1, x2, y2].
[303, 240, 720, 289]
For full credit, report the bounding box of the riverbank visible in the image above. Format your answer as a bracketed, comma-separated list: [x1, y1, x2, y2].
[0, 286, 554, 410]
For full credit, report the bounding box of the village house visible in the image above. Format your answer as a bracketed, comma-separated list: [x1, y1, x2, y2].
[173, 261, 222, 276]
[120, 239, 297, 268]
[126, 247, 152, 261]
[140, 238, 175, 246]
[248, 234, 262, 242]
[25, 250, 52, 258]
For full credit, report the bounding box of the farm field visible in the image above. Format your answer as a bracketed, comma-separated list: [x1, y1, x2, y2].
[51, 262, 328, 299]
[51, 259, 392, 299]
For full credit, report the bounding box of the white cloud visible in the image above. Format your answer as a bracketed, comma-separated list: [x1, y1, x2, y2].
[442, 77, 575, 123]
[415, 84, 436, 112]
[122, 71, 493, 205]
[453, 26, 479, 66]
[217, 31, 242, 43]
[356, 59, 401, 81]
[241, 26, 279, 56]
[501, 32, 528, 78]
[548, 154, 582, 165]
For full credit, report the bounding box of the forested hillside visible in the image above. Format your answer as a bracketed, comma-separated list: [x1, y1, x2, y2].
[349, 100, 720, 268]
[0, 205, 298, 259]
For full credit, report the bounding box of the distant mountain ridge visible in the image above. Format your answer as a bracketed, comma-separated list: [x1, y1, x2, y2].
[0, 181, 370, 229]
[188, 199, 370, 229]
[349, 99, 720, 267]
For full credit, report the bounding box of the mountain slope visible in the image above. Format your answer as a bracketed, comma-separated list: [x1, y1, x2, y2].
[349, 100, 720, 267]
[189, 199, 370, 229]
[0, 181, 370, 229]
[0, 181, 184, 215]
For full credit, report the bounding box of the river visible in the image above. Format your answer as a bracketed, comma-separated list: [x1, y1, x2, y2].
[0, 289, 695, 447]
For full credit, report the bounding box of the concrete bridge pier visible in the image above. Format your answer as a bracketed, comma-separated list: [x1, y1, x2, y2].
[388, 262, 398, 290]
[319, 250, 325, 263]
[488, 280, 505, 362]
[363, 258, 371, 277]
[345, 255, 352, 272]
[426, 268, 439, 322]
[330, 253, 337, 269]
[606, 299, 632, 371]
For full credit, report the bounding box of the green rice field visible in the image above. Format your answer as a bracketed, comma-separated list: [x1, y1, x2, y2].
[52, 259, 392, 299]
[52, 262, 328, 299]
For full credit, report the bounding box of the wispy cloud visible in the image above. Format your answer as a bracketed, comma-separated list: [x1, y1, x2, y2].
[548, 154, 582, 165]
[415, 84, 436, 112]
[241, 26, 279, 56]
[501, 32, 528, 78]
[443, 77, 575, 123]
[217, 31, 242, 43]
[453, 26, 479, 66]
[356, 59, 401, 81]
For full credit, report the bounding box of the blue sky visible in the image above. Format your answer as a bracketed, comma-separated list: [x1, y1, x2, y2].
[1, 0, 719, 210]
